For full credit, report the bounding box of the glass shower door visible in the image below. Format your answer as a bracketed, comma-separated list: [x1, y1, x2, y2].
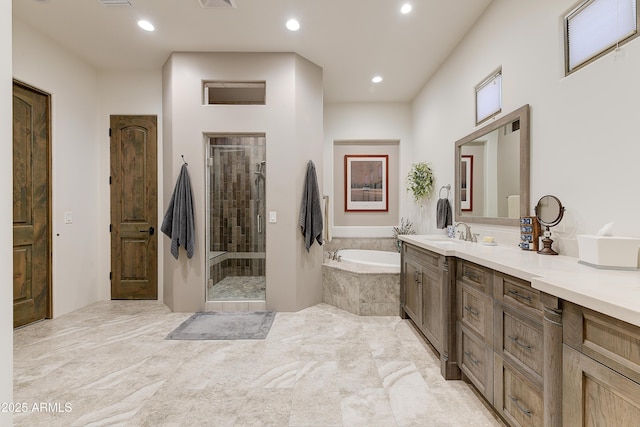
[206, 135, 266, 301]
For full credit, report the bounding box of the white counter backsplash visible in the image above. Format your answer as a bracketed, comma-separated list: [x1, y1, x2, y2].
[451, 223, 580, 258]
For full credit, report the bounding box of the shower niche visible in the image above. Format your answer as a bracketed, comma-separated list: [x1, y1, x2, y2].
[206, 134, 266, 302]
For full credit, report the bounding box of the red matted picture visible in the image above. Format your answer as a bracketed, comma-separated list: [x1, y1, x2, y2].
[344, 154, 388, 212]
[460, 155, 473, 211]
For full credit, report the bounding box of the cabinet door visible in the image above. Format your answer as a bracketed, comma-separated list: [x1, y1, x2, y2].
[403, 257, 422, 325]
[421, 265, 443, 351]
[563, 345, 640, 427]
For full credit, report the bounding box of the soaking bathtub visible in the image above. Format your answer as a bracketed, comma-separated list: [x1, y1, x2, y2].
[322, 249, 400, 316]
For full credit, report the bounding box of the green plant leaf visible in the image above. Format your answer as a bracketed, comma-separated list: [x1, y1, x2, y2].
[406, 162, 435, 203]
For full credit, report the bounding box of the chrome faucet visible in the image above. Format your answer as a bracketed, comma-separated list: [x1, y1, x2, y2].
[329, 249, 344, 261]
[455, 222, 477, 242]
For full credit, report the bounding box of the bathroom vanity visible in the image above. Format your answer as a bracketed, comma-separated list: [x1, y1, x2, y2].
[399, 235, 640, 427]
[400, 243, 458, 379]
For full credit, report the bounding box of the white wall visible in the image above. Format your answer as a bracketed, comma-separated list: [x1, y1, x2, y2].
[163, 52, 324, 312]
[412, 0, 640, 254]
[13, 18, 102, 316]
[1, 1, 13, 423]
[324, 103, 413, 237]
[98, 70, 164, 301]
[293, 55, 325, 309]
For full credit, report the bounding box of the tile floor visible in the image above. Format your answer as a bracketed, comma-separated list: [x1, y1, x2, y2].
[13, 301, 504, 426]
[208, 276, 266, 301]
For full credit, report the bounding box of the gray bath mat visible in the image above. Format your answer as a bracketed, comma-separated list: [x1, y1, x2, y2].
[166, 311, 275, 340]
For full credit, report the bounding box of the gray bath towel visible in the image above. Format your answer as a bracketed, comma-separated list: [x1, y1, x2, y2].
[299, 160, 323, 252]
[436, 198, 452, 229]
[161, 164, 195, 259]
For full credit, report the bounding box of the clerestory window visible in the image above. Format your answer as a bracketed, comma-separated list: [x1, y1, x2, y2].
[565, 0, 638, 74]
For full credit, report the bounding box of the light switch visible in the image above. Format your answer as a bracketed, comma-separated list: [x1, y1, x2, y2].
[64, 211, 73, 224]
[269, 211, 277, 223]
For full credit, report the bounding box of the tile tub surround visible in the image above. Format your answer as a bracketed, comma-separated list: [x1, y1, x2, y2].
[324, 237, 398, 253]
[13, 301, 503, 427]
[322, 259, 400, 316]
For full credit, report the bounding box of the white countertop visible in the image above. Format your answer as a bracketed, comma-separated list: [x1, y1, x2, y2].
[399, 235, 640, 328]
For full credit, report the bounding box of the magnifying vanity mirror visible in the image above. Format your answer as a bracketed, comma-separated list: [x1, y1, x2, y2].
[455, 104, 530, 227]
[535, 195, 565, 255]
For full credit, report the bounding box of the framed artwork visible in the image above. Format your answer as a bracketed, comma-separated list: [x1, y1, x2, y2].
[460, 155, 473, 211]
[344, 155, 388, 212]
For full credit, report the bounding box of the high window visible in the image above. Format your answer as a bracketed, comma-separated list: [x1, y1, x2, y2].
[565, 0, 638, 73]
[475, 69, 502, 125]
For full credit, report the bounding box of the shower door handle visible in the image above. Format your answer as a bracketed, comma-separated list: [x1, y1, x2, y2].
[257, 215, 262, 233]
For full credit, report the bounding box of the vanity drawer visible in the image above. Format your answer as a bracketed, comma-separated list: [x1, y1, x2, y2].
[495, 272, 542, 319]
[495, 355, 543, 427]
[458, 283, 493, 345]
[404, 243, 440, 273]
[458, 324, 494, 403]
[457, 260, 492, 294]
[497, 307, 544, 382]
[564, 301, 640, 385]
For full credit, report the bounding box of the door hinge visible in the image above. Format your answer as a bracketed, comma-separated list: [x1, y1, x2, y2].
[109, 176, 112, 185]
[109, 224, 112, 232]
[108, 128, 112, 137]
[109, 272, 112, 280]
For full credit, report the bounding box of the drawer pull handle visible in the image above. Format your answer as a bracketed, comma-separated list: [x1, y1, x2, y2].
[508, 290, 532, 302]
[464, 351, 480, 366]
[509, 395, 532, 417]
[464, 305, 480, 317]
[508, 335, 533, 352]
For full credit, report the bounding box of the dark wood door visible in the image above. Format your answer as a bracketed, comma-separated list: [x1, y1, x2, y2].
[13, 81, 51, 328]
[110, 115, 157, 299]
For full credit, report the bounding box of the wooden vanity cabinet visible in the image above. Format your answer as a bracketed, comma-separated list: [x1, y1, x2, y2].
[562, 301, 640, 426]
[400, 243, 459, 379]
[402, 256, 422, 324]
[456, 259, 494, 402]
[493, 272, 549, 427]
[456, 262, 561, 427]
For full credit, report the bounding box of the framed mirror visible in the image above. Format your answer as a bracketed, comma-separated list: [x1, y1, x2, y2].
[454, 104, 530, 227]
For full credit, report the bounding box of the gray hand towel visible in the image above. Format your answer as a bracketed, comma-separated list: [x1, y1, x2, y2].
[161, 164, 195, 259]
[436, 198, 452, 229]
[299, 160, 323, 252]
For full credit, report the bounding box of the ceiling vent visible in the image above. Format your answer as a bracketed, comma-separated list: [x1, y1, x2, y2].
[198, 0, 237, 8]
[98, 0, 133, 6]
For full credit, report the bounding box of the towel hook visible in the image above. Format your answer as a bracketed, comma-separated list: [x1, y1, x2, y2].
[181, 155, 188, 166]
[439, 184, 451, 199]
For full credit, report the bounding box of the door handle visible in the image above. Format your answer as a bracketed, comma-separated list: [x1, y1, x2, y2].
[140, 226, 155, 236]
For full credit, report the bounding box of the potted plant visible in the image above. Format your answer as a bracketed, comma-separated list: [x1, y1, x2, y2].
[406, 162, 435, 204]
[393, 217, 416, 252]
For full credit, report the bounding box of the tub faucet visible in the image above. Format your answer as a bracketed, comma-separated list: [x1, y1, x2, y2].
[330, 249, 344, 261]
[455, 222, 477, 242]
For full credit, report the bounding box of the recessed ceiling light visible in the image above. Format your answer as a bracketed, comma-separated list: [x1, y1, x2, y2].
[401, 3, 412, 14]
[137, 20, 155, 32]
[371, 76, 383, 83]
[286, 18, 300, 31]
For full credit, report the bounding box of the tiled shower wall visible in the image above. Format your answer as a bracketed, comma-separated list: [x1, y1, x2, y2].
[208, 136, 266, 282]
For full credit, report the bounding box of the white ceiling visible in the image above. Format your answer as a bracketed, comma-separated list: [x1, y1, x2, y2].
[12, 0, 492, 103]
